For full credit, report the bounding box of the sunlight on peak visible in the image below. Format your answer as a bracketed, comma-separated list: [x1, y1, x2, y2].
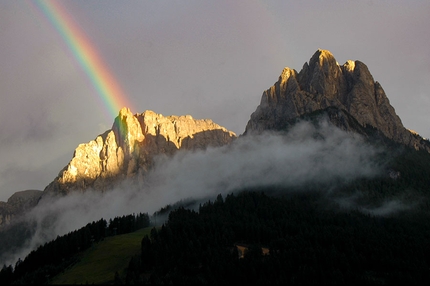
[343, 60, 355, 72]
[408, 129, 419, 136]
[318, 49, 334, 58]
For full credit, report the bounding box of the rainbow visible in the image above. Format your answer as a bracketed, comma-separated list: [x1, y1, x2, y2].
[33, 0, 132, 119]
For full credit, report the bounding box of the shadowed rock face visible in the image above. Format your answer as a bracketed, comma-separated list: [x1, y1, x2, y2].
[42, 108, 236, 196]
[0, 190, 42, 227]
[245, 49, 430, 152]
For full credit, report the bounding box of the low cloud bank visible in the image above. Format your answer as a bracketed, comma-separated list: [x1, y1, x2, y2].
[335, 191, 419, 216]
[1, 119, 387, 266]
[144, 119, 384, 204]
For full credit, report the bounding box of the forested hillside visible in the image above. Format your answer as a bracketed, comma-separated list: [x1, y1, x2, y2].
[125, 142, 430, 284]
[133, 190, 430, 284]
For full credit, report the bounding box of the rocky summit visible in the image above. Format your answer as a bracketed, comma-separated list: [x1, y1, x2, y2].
[43, 108, 236, 197]
[245, 49, 429, 152]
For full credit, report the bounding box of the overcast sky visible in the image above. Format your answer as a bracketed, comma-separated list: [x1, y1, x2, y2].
[0, 0, 429, 202]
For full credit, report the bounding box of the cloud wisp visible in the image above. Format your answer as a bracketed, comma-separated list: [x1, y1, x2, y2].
[145, 119, 384, 203]
[0, 119, 386, 266]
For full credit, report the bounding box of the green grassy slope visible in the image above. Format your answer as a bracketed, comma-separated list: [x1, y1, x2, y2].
[50, 227, 151, 285]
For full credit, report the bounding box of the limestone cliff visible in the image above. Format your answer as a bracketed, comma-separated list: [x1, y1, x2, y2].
[43, 108, 236, 196]
[245, 49, 430, 152]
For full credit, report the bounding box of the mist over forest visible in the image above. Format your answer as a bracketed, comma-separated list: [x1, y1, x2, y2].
[0, 117, 391, 267]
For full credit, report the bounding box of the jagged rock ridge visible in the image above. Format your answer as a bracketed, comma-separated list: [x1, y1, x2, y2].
[43, 108, 236, 196]
[245, 49, 430, 152]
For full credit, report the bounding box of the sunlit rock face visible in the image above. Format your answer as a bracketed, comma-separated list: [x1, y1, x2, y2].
[43, 108, 236, 196]
[245, 49, 430, 152]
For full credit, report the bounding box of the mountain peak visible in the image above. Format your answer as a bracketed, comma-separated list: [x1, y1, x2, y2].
[42, 109, 236, 197]
[245, 50, 430, 152]
[119, 106, 132, 115]
[309, 49, 337, 66]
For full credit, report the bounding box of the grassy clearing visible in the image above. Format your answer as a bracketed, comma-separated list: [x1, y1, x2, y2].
[50, 227, 151, 285]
